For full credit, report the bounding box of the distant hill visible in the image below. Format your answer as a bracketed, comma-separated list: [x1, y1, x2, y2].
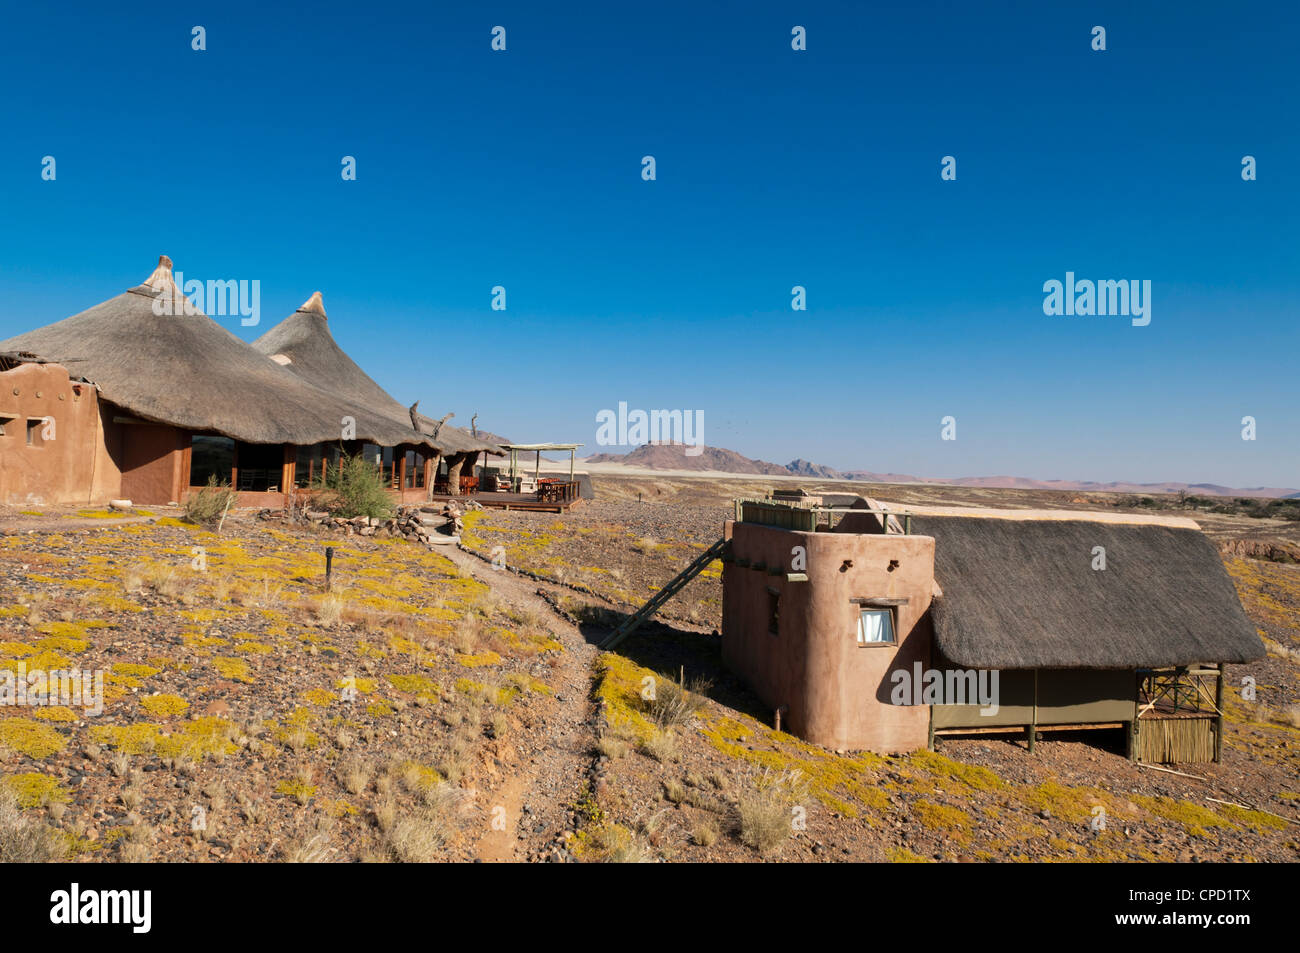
[586, 443, 789, 475]
[584, 444, 1299, 499]
[786, 458, 843, 479]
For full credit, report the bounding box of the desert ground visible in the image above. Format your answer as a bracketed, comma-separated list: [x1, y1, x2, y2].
[1, 475, 1297, 862]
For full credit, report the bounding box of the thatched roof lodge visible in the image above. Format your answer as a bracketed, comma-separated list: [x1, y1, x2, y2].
[251, 291, 502, 496]
[721, 498, 1265, 763]
[0, 256, 501, 507]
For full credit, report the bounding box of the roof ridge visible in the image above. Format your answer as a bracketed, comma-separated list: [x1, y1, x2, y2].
[296, 291, 327, 319]
[139, 254, 180, 297]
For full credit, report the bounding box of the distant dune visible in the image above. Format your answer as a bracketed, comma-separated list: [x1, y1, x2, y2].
[583, 443, 1299, 499]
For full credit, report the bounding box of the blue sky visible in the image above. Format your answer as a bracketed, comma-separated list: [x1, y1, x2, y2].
[1, 1, 1296, 487]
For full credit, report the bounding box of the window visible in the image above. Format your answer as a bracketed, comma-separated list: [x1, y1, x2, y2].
[857, 608, 895, 646]
[0, 413, 14, 437]
[26, 418, 45, 447]
[405, 450, 425, 488]
[191, 435, 234, 487]
[233, 442, 283, 492]
[296, 443, 344, 488]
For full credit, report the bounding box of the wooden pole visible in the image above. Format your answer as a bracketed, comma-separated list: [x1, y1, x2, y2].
[1027, 669, 1039, 753]
[1214, 663, 1225, 764]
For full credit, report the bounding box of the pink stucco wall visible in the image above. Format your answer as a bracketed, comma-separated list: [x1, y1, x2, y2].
[721, 520, 935, 752]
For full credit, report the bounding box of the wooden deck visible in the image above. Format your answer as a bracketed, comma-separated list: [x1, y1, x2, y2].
[425, 491, 583, 514]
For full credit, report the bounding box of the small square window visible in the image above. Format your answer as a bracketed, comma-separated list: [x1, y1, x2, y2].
[26, 418, 45, 447]
[857, 608, 895, 646]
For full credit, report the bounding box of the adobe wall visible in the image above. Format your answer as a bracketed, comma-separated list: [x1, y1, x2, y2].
[721, 520, 936, 753]
[0, 363, 113, 506]
[118, 424, 187, 505]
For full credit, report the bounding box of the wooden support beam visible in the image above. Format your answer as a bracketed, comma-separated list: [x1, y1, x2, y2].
[1214, 663, 1225, 764]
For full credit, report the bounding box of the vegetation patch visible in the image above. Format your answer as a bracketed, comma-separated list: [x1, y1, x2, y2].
[0, 717, 68, 759]
[1134, 795, 1235, 837]
[212, 657, 254, 683]
[3, 772, 70, 808]
[913, 799, 973, 845]
[139, 694, 189, 717]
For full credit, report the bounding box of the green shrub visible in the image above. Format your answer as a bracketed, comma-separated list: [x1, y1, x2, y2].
[317, 452, 394, 520]
[183, 475, 238, 526]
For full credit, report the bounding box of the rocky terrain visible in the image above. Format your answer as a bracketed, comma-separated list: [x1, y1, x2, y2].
[2, 476, 1297, 863]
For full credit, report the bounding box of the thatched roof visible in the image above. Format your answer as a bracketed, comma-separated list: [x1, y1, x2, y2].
[409, 409, 503, 455]
[0, 350, 54, 373]
[0, 257, 431, 448]
[253, 293, 502, 456]
[909, 514, 1264, 670]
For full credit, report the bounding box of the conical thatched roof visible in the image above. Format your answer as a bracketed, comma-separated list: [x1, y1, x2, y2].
[0, 257, 430, 448]
[910, 515, 1265, 670]
[252, 293, 502, 456]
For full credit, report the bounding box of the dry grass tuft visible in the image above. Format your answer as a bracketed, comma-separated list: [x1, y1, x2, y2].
[0, 785, 65, 862]
[315, 591, 346, 626]
[640, 728, 678, 764]
[646, 674, 710, 730]
[736, 769, 808, 854]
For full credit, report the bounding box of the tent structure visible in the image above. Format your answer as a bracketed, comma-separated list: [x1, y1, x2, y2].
[717, 496, 1265, 763]
[912, 515, 1263, 671]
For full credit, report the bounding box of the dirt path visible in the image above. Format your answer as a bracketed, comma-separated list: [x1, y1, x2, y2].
[0, 514, 155, 535]
[439, 544, 604, 862]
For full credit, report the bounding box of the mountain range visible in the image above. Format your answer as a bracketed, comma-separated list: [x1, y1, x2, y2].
[584, 443, 1300, 499]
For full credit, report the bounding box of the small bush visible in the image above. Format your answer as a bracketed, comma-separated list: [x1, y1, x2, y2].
[692, 818, 720, 847]
[640, 728, 678, 763]
[0, 785, 66, 862]
[582, 823, 654, 863]
[281, 828, 332, 863]
[316, 452, 394, 520]
[646, 674, 710, 730]
[596, 732, 629, 760]
[183, 475, 238, 526]
[736, 769, 807, 854]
